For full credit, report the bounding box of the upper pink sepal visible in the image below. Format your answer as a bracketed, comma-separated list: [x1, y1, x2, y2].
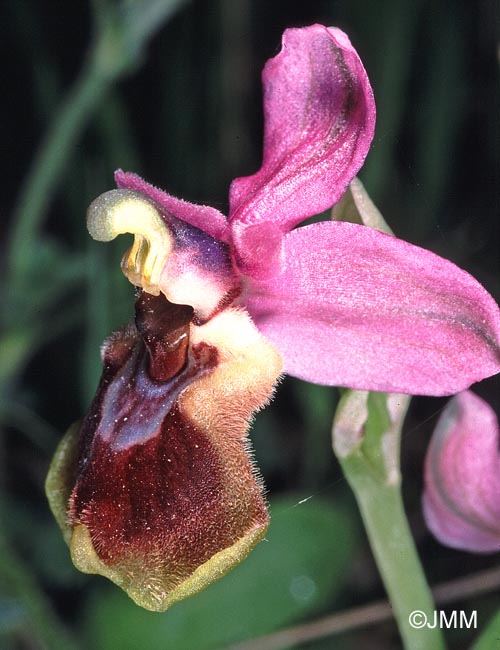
[243, 221, 500, 395]
[228, 24, 375, 276]
[115, 170, 228, 241]
[423, 391, 500, 552]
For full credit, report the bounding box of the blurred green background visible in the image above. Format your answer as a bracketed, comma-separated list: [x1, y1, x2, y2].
[1, 0, 499, 648]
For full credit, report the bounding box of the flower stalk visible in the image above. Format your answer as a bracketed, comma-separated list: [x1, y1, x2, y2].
[334, 391, 445, 650]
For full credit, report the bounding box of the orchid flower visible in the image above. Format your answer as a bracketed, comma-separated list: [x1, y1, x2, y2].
[423, 391, 500, 552]
[46, 24, 500, 611]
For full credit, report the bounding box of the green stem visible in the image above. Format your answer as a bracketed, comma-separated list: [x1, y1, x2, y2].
[341, 455, 444, 650]
[7, 52, 107, 281]
[335, 392, 445, 650]
[7, 0, 188, 284]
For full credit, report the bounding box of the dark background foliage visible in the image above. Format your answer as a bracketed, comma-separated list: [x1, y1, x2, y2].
[1, 1, 499, 648]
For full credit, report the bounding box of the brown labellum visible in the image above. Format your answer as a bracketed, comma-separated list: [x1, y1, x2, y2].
[46, 290, 282, 610]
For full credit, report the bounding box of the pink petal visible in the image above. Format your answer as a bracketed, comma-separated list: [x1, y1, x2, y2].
[228, 25, 375, 277]
[115, 170, 228, 241]
[242, 221, 500, 395]
[423, 391, 500, 552]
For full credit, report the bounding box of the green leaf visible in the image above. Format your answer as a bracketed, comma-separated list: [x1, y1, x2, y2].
[471, 609, 500, 650]
[82, 495, 357, 650]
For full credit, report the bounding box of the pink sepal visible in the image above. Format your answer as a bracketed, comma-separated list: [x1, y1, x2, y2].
[243, 221, 500, 395]
[228, 25, 375, 276]
[115, 170, 228, 241]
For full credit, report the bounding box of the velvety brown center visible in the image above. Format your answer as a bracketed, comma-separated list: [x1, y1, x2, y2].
[68, 290, 267, 574]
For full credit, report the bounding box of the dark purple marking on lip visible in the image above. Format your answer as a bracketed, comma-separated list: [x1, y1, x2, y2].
[76, 291, 216, 454]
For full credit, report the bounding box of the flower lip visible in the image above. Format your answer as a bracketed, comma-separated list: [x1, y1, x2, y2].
[46, 291, 282, 611]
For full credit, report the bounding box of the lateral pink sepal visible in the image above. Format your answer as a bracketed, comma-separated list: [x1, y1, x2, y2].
[243, 221, 500, 395]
